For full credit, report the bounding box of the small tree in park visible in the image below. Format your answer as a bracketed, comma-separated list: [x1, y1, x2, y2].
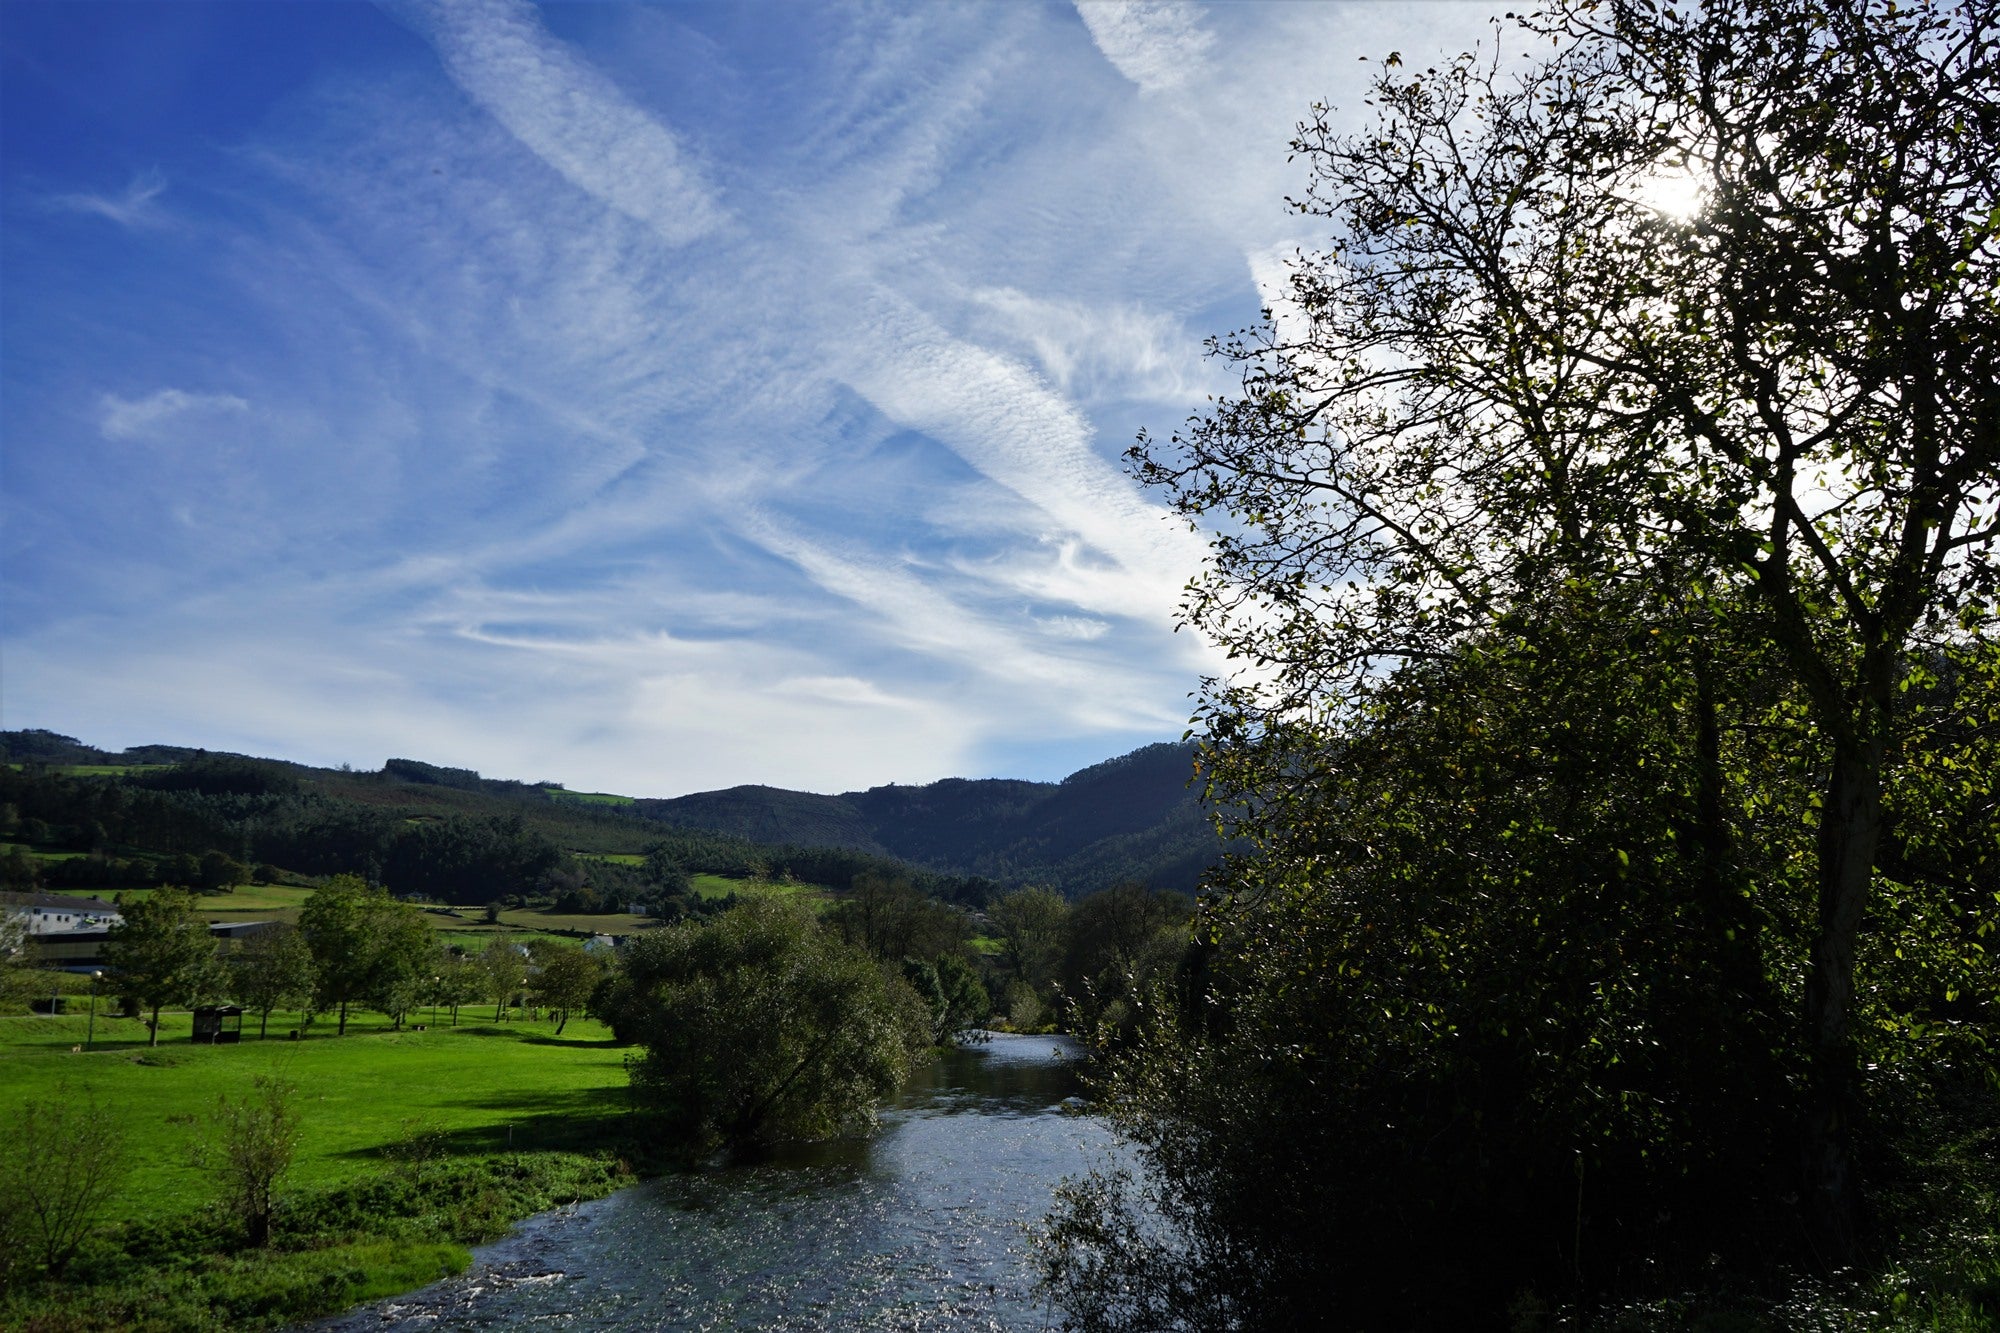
[481, 937, 528, 1021]
[298, 875, 436, 1034]
[364, 900, 437, 1029]
[438, 952, 484, 1026]
[102, 885, 222, 1045]
[230, 923, 315, 1039]
[525, 940, 599, 1036]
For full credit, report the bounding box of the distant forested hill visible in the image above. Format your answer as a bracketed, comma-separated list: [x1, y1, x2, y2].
[634, 742, 1217, 895]
[0, 731, 899, 911]
[2, 731, 1214, 900]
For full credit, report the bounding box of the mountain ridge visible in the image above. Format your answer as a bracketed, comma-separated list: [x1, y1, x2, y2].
[1, 730, 1218, 896]
[635, 741, 1214, 894]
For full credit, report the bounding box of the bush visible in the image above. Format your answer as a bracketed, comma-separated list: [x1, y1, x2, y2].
[0, 1083, 130, 1283]
[609, 898, 932, 1157]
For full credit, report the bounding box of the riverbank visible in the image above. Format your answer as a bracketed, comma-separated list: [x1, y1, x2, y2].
[1, 1150, 636, 1331]
[0, 1008, 643, 1330]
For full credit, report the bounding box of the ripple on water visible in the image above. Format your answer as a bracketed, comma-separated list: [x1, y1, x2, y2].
[303, 1032, 1117, 1331]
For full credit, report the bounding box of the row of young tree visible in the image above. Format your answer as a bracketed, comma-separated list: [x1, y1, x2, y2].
[100, 878, 606, 1044]
[1042, 0, 1999, 1325]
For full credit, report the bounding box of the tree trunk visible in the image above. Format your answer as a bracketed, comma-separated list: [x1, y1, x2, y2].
[1690, 647, 1765, 996]
[148, 1004, 161, 1047]
[1801, 739, 1885, 1267]
[337, 999, 349, 1036]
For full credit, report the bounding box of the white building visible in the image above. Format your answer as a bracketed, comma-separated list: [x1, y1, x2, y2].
[0, 891, 124, 935]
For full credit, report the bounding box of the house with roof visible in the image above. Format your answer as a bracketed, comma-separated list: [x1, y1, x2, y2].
[0, 890, 124, 936]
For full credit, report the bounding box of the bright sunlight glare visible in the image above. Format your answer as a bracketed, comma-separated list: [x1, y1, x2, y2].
[1631, 166, 1708, 218]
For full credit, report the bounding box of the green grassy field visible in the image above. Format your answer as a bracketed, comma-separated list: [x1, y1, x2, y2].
[497, 906, 656, 933]
[690, 872, 824, 901]
[543, 787, 635, 806]
[436, 927, 585, 952]
[0, 1008, 630, 1224]
[31, 883, 307, 910]
[1, 840, 94, 862]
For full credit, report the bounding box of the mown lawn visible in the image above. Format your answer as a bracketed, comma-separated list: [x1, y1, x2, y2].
[0, 1008, 631, 1225]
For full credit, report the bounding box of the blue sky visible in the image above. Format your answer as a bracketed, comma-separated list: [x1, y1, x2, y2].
[2, 0, 1492, 797]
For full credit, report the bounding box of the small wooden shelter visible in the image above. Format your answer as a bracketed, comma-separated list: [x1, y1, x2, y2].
[191, 1004, 244, 1045]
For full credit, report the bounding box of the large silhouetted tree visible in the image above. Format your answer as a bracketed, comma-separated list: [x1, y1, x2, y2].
[1127, 0, 1997, 1266]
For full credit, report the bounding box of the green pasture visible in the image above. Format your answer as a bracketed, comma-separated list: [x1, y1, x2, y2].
[31, 883, 303, 909]
[201, 884, 309, 910]
[543, 787, 635, 806]
[37, 882, 327, 927]
[578, 851, 645, 865]
[690, 872, 824, 901]
[497, 906, 655, 934]
[0, 1008, 630, 1226]
[2, 841, 94, 862]
[436, 928, 583, 952]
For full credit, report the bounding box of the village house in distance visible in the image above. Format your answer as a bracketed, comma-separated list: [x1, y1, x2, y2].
[1, 890, 124, 970]
[2, 890, 276, 973]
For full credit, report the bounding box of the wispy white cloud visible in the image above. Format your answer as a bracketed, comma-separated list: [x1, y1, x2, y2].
[834, 288, 1203, 626]
[5, 1, 1503, 794]
[1034, 613, 1111, 642]
[1075, 1, 1213, 93]
[385, 0, 726, 246]
[965, 285, 1213, 403]
[42, 168, 170, 228]
[98, 388, 251, 442]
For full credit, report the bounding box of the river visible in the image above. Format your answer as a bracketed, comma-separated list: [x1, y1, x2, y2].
[309, 1032, 1113, 1331]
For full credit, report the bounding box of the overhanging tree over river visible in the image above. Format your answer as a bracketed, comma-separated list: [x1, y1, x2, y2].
[1046, 0, 1999, 1323]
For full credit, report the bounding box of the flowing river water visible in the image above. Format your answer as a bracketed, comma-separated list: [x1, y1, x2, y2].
[310, 1032, 1114, 1331]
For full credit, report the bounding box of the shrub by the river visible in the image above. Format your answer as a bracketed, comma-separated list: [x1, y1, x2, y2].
[601, 897, 933, 1158]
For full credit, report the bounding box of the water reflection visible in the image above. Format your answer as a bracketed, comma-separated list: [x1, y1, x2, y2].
[310, 1033, 1111, 1331]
